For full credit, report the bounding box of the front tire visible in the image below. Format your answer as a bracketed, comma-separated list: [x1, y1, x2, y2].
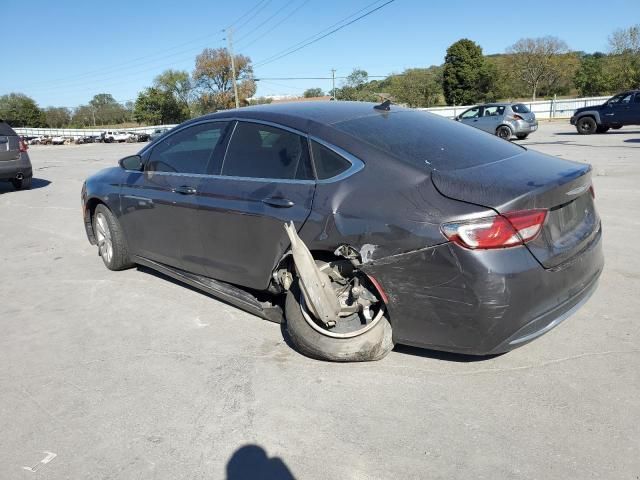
[576, 117, 597, 134]
[596, 125, 610, 133]
[93, 204, 134, 271]
[516, 133, 529, 140]
[284, 281, 394, 362]
[496, 125, 512, 140]
[611, 125, 622, 130]
[11, 175, 32, 190]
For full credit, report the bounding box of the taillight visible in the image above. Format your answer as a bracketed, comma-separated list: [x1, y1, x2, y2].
[512, 114, 524, 121]
[19, 139, 28, 152]
[441, 209, 547, 249]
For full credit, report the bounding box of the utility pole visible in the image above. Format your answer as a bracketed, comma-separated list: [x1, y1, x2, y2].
[226, 27, 240, 109]
[331, 69, 336, 100]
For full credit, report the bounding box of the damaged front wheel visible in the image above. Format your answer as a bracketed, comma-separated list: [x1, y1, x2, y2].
[284, 261, 394, 362]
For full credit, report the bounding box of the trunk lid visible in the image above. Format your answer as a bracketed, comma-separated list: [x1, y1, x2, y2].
[432, 149, 599, 268]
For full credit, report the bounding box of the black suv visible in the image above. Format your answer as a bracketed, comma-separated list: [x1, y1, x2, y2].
[571, 90, 640, 134]
[0, 121, 32, 190]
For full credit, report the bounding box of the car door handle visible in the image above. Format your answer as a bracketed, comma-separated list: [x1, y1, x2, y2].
[172, 185, 197, 195]
[262, 197, 295, 208]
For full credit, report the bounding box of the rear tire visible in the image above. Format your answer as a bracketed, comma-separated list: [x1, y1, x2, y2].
[496, 125, 512, 140]
[516, 133, 529, 140]
[11, 175, 32, 190]
[93, 204, 134, 271]
[284, 281, 394, 362]
[596, 126, 610, 133]
[576, 117, 597, 135]
[611, 125, 622, 130]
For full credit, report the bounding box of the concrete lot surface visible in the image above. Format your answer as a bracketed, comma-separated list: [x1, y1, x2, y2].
[1, 122, 639, 479]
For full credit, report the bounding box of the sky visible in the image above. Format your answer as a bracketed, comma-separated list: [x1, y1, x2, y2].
[4, 0, 639, 108]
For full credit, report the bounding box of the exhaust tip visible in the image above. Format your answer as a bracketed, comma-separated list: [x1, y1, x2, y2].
[15, 172, 23, 180]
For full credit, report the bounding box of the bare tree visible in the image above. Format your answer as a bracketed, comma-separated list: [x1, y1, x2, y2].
[507, 36, 569, 100]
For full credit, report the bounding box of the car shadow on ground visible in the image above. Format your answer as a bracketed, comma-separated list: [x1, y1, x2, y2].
[0, 178, 51, 194]
[554, 130, 640, 136]
[623, 138, 640, 143]
[139, 265, 502, 364]
[392, 344, 503, 362]
[226, 444, 296, 480]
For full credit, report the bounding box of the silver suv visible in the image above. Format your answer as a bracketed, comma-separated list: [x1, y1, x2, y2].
[455, 103, 538, 140]
[0, 121, 32, 190]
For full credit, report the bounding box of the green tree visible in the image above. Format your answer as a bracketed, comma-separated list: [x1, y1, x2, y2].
[607, 24, 640, 90]
[389, 67, 443, 107]
[133, 87, 186, 125]
[154, 69, 192, 117]
[44, 106, 72, 128]
[88, 93, 128, 125]
[442, 39, 494, 105]
[303, 88, 324, 98]
[506, 37, 570, 100]
[0, 93, 46, 127]
[574, 53, 612, 96]
[193, 48, 256, 111]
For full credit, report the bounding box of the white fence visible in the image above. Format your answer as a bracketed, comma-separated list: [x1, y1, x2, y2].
[13, 124, 178, 138]
[12, 96, 611, 137]
[421, 96, 609, 119]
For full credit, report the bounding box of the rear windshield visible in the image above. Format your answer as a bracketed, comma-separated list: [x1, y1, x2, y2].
[0, 121, 17, 136]
[332, 110, 523, 171]
[511, 104, 530, 113]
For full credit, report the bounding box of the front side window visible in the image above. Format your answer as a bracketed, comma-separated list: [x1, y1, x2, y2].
[460, 107, 480, 119]
[147, 122, 228, 174]
[222, 122, 313, 180]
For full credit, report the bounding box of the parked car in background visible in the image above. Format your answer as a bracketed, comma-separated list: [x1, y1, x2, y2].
[456, 103, 538, 140]
[51, 136, 66, 145]
[571, 90, 640, 134]
[134, 132, 150, 142]
[149, 128, 170, 142]
[0, 120, 32, 190]
[82, 102, 602, 362]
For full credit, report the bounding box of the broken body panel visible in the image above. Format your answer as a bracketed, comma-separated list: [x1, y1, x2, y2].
[82, 102, 604, 355]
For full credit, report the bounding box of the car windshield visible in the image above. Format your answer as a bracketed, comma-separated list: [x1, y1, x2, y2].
[332, 110, 524, 171]
[511, 104, 530, 113]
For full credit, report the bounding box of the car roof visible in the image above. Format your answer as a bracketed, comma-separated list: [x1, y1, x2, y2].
[194, 101, 414, 133]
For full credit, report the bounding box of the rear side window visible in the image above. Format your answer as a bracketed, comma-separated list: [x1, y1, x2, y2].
[147, 122, 228, 174]
[484, 105, 505, 116]
[311, 141, 351, 179]
[222, 122, 313, 180]
[511, 104, 530, 113]
[333, 110, 524, 171]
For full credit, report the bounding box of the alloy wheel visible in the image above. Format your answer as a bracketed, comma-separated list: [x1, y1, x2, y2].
[95, 213, 113, 264]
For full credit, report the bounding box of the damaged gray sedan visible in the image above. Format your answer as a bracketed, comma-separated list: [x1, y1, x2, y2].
[81, 101, 603, 361]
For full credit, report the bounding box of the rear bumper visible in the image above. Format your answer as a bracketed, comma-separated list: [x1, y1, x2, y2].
[512, 120, 538, 135]
[362, 224, 604, 355]
[0, 153, 32, 180]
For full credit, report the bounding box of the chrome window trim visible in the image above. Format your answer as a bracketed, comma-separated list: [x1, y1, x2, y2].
[138, 117, 365, 183]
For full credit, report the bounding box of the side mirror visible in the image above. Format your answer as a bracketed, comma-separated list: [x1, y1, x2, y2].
[454, 116, 461, 121]
[119, 155, 143, 171]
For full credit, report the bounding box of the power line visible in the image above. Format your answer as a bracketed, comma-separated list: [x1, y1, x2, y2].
[234, 0, 298, 46]
[231, 0, 272, 33]
[253, 0, 395, 68]
[226, 0, 270, 30]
